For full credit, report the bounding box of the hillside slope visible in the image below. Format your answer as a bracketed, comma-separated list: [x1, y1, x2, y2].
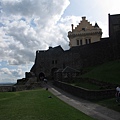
[81, 60, 120, 85]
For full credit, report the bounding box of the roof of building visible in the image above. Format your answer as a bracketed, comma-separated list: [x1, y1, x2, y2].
[56, 69, 63, 73]
[45, 45, 64, 57]
[62, 66, 80, 73]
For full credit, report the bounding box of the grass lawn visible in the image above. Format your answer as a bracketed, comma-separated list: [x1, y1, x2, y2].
[95, 98, 120, 113]
[72, 81, 100, 90]
[81, 60, 120, 85]
[0, 89, 95, 120]
[80, 60, 120, 112]
[69, 60, 120, 90]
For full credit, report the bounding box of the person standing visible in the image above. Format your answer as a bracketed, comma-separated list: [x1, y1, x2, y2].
[116, 86, 120, 102]
[44, 77, 48, 90]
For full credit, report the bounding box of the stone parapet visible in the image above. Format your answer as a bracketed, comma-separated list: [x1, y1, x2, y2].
[0, 86, 12, 92]
[53, 81, 115, 100]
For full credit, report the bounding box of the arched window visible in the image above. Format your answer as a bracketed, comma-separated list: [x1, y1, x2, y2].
[85, 38, 91, 44]
[80, 39, 82, 45]
[89, 39, 91, 43]
[76, 40, 79, 45]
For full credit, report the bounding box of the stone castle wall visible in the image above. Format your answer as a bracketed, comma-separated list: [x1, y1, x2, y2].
[53, 81, 115, 100]
[31, 14, 120, 78]
[31, 36, 120, 77]
[0, 86, 13, 92]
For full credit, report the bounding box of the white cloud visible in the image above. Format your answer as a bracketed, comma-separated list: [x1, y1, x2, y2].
[1, 0, 108, 66]
[0, 67, 24, 77]
[0, 66, 25, 83]
[0, 68, 11, 75]
[11, 68, 24, 77]
[0, 0, 70, 62]
[0, 0, 70, 82]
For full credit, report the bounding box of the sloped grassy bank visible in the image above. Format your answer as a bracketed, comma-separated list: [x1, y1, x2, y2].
[81, 60, 120, 112]
[81, 60, 120, 85]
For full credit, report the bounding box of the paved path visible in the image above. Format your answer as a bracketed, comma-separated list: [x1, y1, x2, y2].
[47, 83, 120, 120]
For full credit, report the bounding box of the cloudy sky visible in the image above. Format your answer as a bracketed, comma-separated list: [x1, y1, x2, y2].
[0, 0, 120, 83]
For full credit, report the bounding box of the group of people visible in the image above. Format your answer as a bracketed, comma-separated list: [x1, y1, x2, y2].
[116, 86, 120, 102]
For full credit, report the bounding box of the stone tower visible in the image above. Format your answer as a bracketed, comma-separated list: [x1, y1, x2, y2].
[68, 17, 102, 48]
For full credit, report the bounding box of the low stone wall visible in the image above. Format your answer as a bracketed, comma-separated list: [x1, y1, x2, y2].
[15, 85, 26, 91]
[53, 81, 116, 100]
[0, 82, 42, 92]
[0, 85, 26, 92]
[0, 86, 13, 92]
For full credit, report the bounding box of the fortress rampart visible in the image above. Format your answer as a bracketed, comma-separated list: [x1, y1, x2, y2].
[30, 14, 120, 78]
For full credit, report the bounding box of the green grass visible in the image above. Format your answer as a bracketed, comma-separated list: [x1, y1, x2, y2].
[95, 98, 120, 112]
[76, 82, 100, 90]
[81, 60, 120, 84]
[0, 89, 95, 120]
[80, 60, 120, 112]
[72, 81, 100, 90]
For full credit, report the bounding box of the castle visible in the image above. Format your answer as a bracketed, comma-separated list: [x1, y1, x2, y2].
[68, 16, 102, 47]
[30, 14, 120, 79]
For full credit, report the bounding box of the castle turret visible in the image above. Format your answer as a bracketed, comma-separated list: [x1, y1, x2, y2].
[71, 24, 74, 31]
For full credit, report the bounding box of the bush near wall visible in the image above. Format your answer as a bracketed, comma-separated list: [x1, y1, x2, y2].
[53, 81, 115, 100]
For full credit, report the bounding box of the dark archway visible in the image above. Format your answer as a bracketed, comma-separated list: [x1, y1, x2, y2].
[38, 72, 45, 81]
[51, 68, 58, 80]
